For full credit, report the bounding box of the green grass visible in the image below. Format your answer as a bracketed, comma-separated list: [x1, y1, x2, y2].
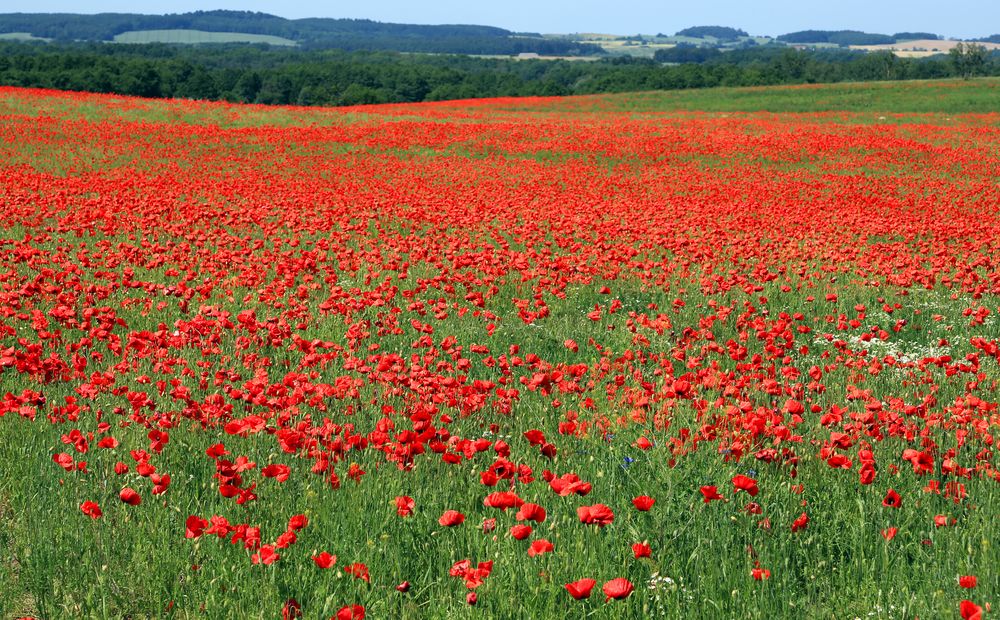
[0, 32, 49, 41]
[509, 78, 1000, 116]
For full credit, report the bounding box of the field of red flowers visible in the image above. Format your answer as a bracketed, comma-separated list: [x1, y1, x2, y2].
[0, 82, 998, 619]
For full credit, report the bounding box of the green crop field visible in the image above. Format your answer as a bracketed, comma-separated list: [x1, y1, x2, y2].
[112, 29, 299, 46]
[0, 32, 49, 41]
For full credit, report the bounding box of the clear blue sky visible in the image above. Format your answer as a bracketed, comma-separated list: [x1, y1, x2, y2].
[12, 0, 999, 39]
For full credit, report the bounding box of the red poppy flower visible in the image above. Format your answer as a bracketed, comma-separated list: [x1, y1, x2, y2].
[450, 559, 472, 577]
[275, 531, 297, 550]
[958, 576, 977, 589]
[859, 463, 876, 485]
[335, 604, 365, 620]
[934, 515, 954, 528]
[700, 486, 724, 503]
[510, 524, 533, 540]
[396, 581, 411, 593]
[527, 539, 554, 557]
[523, 429, 546, 445]
[396, 496, 415, 517]
[577, 504, 614, 526]
[960, 600, 983, 620]
[251, 545, 279, 565]
[632, 542, 652, 558]
[882, 489, 902, 509]
[313, 551, 336, 569]
[603, 578, 634, 601]
[732, 475, 759, 497]
[632, 496, 655, 511]
[550, 474, 592, 496]
[204, 516, 230, 538]
[343, 563, 370, 582]
[483, 491, 524, 510]
[282, 598, 302, 620]
[516, 502, 547, 523]
[80, 501, 102, 519]
[791, 512, 809, 532]
[261, 464, 290, 482]
[565, 578, 597, 600]
[881, 527, 898, 541]
[752, 567, 771, 580]
[185, 515, 208, 538]
[450, 559, 493, 589]
[288, 514, 308, 531]
[438, 510, 465, 527]
[53, 453, 74, 471]
[466, 592, 478, 606]
[119, 487, 141, 506]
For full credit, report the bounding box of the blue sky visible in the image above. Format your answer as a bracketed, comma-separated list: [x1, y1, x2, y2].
[13, 0, 999, 39]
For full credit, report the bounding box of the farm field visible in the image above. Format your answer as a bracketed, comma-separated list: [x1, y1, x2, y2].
[0, 80, 998, 619]
[112, 30, 299, 46]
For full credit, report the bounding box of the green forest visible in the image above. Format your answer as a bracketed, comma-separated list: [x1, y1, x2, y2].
[0, 11, 602, 56]
[0, 40, 997, 107]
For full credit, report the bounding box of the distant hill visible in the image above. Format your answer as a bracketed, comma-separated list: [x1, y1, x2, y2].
[0, 10, 604, 55]
[778, 30, 895, 46]
[974, 34, 1000, 44]
[674, 26, 748, 41]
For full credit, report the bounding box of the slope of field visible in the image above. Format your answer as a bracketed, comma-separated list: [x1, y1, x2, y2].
[0, 31, 49, 41]
[434, 78, 1000, 115]
[113, 29, 299, 46]
[0, 83, 997, 619]
[852, 39, 1000, 58]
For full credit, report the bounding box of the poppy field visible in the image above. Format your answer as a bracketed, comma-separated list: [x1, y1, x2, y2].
[0, 80, 998, 619]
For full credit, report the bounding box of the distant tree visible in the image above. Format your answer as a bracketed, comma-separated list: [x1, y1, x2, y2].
[949, 42, 987, 79]
[233, 70, 262, 102]
[892, 32, 939, 41]
[852, 51, 899, 81]
[778, 30, 894, 46]
[771, 48, 809, 81]
[675, 26, 748, 40]
[120, 61, 162, 97]
[654, 45, 722, 64]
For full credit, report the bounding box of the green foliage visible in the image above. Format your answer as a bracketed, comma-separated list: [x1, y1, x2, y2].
[778, 30, 895, 46]
[949, 42, 989, 79]
[0, 10, 603, 56]
[0, 40, 997, 107]
[892, 32, 940, 41]
[674, 26, 749, 40]
[654, 45, 723, 64]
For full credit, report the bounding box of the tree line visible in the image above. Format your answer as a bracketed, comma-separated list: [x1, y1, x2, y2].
[0, 11, 602, 56]
[0, 41, 996, 107]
